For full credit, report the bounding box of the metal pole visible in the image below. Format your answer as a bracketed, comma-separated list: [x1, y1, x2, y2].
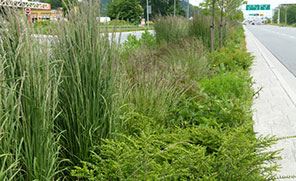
[187, 0, 190, 18]
[278, 7, 280, 24]
[285, 6, 288, 25]
[210, 0, 216, 52]
[146, 0, 149, 27]
[174, 0, 176, 16]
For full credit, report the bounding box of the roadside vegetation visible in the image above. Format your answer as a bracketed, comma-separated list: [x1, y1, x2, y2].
[0, 1, 280, 180]
[71, 16, 279, 180]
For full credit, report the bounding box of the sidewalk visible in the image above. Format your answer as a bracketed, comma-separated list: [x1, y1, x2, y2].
[245, 27, 296, 180]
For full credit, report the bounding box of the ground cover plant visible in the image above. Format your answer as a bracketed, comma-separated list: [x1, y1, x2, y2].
[0, 4, 280, 181]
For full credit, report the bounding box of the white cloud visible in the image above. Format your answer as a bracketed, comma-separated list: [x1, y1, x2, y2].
[189, 0, 204, 6]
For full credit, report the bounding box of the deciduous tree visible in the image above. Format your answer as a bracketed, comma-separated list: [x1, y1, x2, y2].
[108, 0, 144, 23]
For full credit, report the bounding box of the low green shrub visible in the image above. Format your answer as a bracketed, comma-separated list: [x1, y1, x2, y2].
[122, 34, 141, 52]
[209, 47, 253, 72]
[169, 71, 253, 128]
[168, 95, 253, 128]
[200, 71, 253, 101]
[122, 31, 156, 53]
[71, 127, 278, 180]
[71, 129, 215, 180]
[108, 19, 132, 26]
[141, 30, 156, 47]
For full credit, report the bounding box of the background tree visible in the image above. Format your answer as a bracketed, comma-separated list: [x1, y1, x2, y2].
[224, 0, 245, 21]
[199, 0, 244, 21]
[108, 0, 144, 23]
[198, 0, 244, 50]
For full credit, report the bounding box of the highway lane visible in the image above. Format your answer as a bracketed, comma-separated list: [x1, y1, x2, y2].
[247, 25, 296, 76]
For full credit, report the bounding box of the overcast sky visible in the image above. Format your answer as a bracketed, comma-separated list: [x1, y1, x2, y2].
[189, 0, 203, 6]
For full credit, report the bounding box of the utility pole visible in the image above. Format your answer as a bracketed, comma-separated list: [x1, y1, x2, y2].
[210, 0, 216, 52]
[174, 0, 176, 16]
[146, 0, 149, 27]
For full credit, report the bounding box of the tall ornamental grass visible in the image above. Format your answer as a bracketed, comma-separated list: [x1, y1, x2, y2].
[0, 52, 22, 180]
[53, 1, 117, 166]
[154, 16, 189, 43]
[0, 10, 61, 180]
[189, 15, 219, 49]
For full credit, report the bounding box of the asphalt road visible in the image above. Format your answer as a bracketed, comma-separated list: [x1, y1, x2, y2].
[247, 25, 296, 76]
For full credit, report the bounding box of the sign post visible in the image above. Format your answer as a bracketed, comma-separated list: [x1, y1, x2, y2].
[146, 0, 151, 27]
[25, 8, 32, 23]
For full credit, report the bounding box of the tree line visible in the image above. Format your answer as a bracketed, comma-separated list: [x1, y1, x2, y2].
[41, 0, 244, 26]
[40, 0, 191, 23]
[273, 4, 296, 25]
[107, 0, 193, 23]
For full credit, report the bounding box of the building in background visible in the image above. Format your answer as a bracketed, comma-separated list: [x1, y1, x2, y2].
[31, 8, 63, 22]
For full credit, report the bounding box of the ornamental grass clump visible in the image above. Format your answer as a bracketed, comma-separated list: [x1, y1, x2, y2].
[53, 1, 117, 166]
[0, 9, 61, 180]
[189, 15, 220, 49]
[154, 16, 189, 43]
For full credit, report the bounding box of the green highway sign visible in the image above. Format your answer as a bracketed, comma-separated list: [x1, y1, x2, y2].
[246, 4, 270, 11]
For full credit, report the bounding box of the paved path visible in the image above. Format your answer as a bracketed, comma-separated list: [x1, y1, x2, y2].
[245, 27, 296, 180]
[247, 25, 296, 76]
